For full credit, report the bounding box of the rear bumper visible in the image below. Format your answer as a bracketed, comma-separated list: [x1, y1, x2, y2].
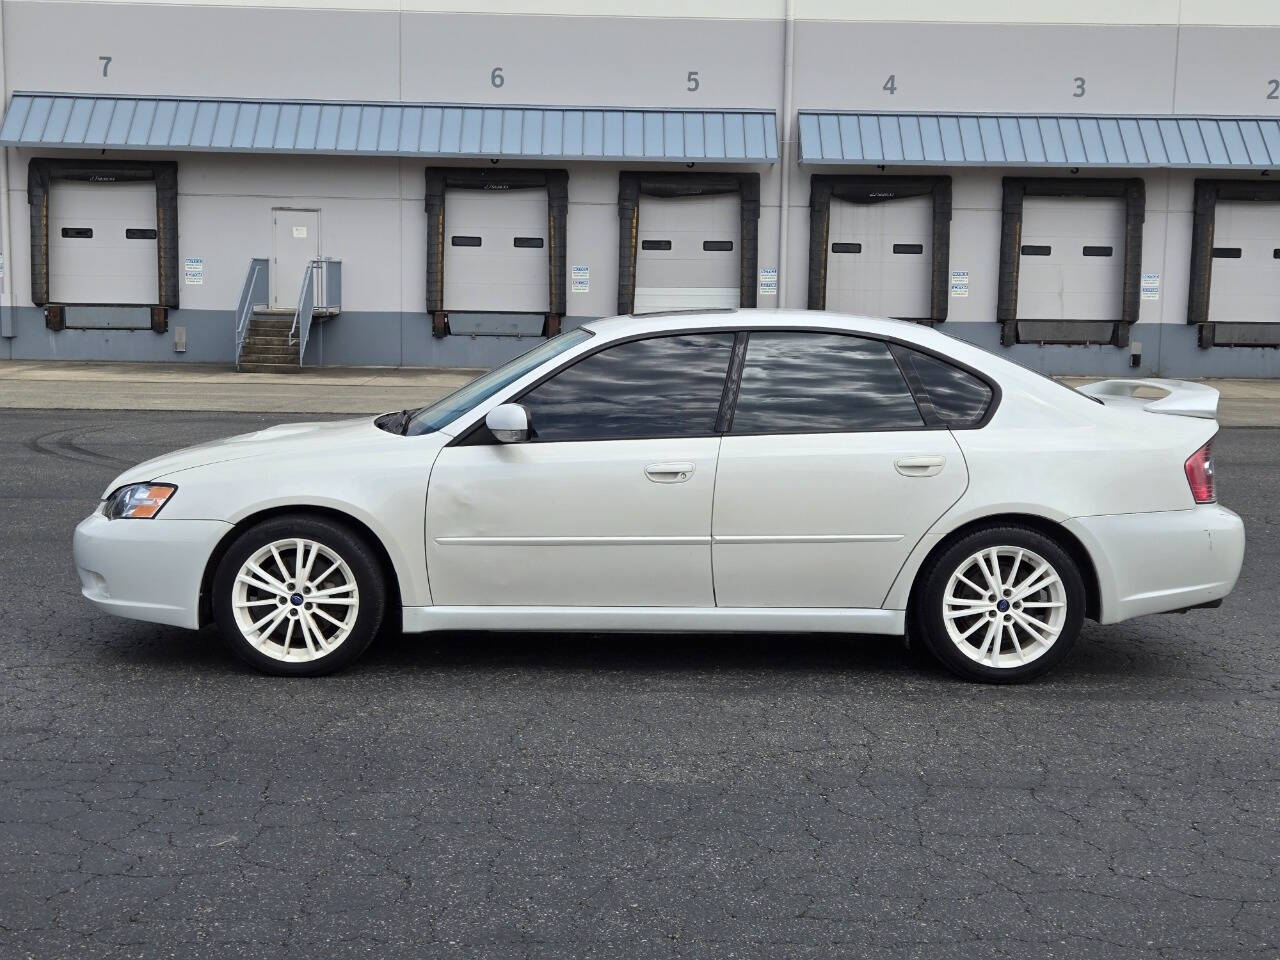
[1064, 505, 1245, 624]
[73, 512, 232, 629]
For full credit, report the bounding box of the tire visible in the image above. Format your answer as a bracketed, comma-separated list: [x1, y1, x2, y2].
[912, 525, 1085, 684]
[212, 515, 387, 676]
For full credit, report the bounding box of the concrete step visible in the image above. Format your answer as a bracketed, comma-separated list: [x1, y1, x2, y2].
[247, 319, 294, 333]
[237, 361, 301, 374]
[242, 334, 294, 348]
[252, 307, 296, 316]
[239, 345, 300, 360]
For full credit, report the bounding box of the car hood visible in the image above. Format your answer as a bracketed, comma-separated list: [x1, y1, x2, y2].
[101, 417, 385, 497]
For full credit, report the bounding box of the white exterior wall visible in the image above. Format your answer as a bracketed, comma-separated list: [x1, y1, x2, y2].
[0, 0, 1278, 373]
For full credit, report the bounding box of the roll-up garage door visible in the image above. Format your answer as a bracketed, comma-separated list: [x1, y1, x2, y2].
[634, 194, 739, 313]
[1016, 197, 1125, 321]
[48, 180, 158, 304]
[1208, 201, 1280, 323]
[826, 195, 932, 318]
[443, 188, 549, 312]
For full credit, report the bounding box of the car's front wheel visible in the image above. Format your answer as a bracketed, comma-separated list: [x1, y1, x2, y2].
[212, 515, 386, 676]
[913, 525, 1085, 683]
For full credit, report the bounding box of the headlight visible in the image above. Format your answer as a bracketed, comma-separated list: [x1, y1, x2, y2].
[102, 483, 177, 520]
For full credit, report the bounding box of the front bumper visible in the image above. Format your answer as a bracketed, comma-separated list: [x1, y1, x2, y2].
[1064, 504, 1245, 624]
[73, 512, 233, 629]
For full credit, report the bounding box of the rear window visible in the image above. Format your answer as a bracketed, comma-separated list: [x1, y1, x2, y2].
[901, 349, 993, 427]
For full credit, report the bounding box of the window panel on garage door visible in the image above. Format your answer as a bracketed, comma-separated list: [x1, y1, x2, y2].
[826, 196, 932, 318]
[444, 188, 548, 312]
[1015, 197, 1125, 321]
[49, 180, 158, 305]
[1209, 201, 1280, 323]
[634, 194, 739, 312]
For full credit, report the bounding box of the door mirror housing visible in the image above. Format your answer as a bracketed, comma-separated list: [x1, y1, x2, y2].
[486, 403, 531, 443]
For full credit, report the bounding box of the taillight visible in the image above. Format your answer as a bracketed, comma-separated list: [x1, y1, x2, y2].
[1185, 439, 1216, 504]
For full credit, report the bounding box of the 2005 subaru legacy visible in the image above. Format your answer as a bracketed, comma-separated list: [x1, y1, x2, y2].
[74, 310, 1244, 682]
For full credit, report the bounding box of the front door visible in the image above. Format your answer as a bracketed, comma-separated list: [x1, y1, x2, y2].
[712, 330, 968, 609]
[425, 332, 736, 607]
[271, 208, 319, 308]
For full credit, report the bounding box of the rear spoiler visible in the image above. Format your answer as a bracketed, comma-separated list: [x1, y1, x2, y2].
[1077, 378, 1219, 420]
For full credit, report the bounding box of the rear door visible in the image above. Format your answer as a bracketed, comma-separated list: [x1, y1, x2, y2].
[634, 194, 739, 312]
[826, 195, 933, 319]
[425, 332, 735, 607]
[1016, 196, 1125, 320]
[1209, 200, 1280, 323]
[49, 180, 158, 304]
[711, 330, 968, 609]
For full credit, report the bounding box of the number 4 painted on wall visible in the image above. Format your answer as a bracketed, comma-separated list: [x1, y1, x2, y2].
[883, 75, 897, 95]
[99, 56, 112, 77]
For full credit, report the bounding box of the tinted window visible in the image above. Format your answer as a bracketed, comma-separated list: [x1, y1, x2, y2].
[730, 332, 923, 434]
[903, 349, 993, 427]
[521, 333, 734, 441]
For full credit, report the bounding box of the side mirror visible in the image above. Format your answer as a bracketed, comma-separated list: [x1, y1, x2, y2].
[486, 403, 531, 443]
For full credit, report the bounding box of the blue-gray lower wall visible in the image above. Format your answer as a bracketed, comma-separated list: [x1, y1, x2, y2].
[4, 306, 1280, 377]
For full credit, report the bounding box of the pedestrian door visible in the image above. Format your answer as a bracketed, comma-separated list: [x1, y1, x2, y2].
[48, 180, 158, 304]
[1016, 197, 1125, 320]
[825, 196, 933, 318]
[1209, 201, 1280, 323]
[271, 209, 319, 308]
[634, 194, 739, 312]
[444, 188, 549, 312]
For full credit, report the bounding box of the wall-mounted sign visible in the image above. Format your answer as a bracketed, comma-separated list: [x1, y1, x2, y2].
[950, 270, 969, 298]
[183, 257, 204, 285]
[292, 225, 308, 239]
[571, 264, 590, 293]
[1141, 273, 1161, 301]
[758, 266, 778, 296]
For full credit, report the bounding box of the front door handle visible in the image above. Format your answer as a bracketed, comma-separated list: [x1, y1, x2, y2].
[645, 462, 695, 483]
[895, 455, 946, 477]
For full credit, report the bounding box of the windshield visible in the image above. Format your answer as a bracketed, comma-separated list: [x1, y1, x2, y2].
[404, 327, 593, 436]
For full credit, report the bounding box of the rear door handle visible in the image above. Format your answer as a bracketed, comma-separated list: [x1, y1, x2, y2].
[895, 455, 946, 477]
[645, 461, 695, 483]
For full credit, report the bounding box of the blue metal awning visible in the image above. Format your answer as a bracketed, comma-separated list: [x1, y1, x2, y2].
[0, 93, 778, 163]
[799, 111, 1280, 168]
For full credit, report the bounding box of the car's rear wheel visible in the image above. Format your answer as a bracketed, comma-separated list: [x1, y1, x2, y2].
[913, 526, 1084, 683]
[212, 515, 386, 676]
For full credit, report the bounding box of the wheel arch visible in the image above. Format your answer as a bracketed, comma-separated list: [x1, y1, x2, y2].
[900, 512, 1102, 624]
[198, 505, 404, 628]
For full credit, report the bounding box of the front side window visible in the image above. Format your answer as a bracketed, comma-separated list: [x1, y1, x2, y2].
[520, 333, 735, 442]
[405, 328, 593, 436]
[730, 331, 923, 434]
[901, 349, 993, 427]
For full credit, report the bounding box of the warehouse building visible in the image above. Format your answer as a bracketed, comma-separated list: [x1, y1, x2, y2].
[0, 0, 1278, 377]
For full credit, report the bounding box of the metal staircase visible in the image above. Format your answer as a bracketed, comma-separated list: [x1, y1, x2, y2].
[234, 257, 341, 372]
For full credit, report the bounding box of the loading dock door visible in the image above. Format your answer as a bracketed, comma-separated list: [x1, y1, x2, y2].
[634, 194, 739, 312]
[271, 209, 320, 308]
[48, 180, 158, 304]
[1208, 201, 1280, 323]
[1016, 197, 1126, 321]
[444, 188, 549, 312]
[825, 195, 932, 318]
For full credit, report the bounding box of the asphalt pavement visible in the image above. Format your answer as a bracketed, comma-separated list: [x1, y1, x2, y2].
[2, 410, 1278, 959]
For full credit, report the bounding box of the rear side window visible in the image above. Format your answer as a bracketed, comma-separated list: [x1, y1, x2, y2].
[730, 332, 923, 434]
[520, 333, 735, 442]
[901, 349, 993, 427]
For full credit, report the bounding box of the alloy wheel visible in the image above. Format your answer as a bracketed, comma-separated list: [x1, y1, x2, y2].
[942, 546, 1067, 669]
[230, 538, 360, 662]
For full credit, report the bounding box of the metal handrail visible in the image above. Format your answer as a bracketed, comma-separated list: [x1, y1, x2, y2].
[289, 258, 341, 367]
[233, 258, 268, 368]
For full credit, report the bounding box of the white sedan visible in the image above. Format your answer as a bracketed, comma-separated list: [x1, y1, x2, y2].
[74, 310, 1244, 682]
